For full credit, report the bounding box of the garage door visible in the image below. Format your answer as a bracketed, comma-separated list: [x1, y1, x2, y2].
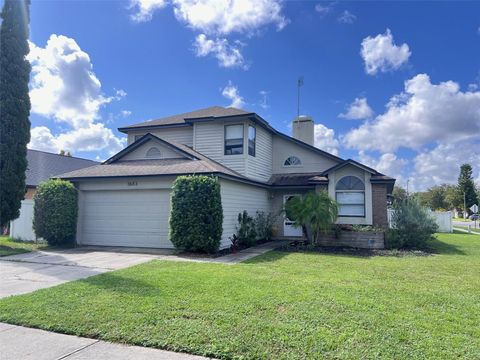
[80, 189, 172, 248]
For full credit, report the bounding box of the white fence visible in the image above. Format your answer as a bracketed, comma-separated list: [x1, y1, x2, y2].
[10, 199, 36, 241]
[388, 209, 453, 233]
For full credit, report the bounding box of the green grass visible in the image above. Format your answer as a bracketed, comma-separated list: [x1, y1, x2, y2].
[1, 232, 479, 359]
[0, 236, 48, 257]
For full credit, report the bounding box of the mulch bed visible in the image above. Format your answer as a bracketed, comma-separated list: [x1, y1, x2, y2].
[275, 241, 433, 257]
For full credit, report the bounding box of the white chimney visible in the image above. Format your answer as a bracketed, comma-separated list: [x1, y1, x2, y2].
[292, 115, 314, 146]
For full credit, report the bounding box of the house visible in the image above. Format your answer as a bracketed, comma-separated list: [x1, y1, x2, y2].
[9, 149, 98, 240]
[58, 106, 395, 249]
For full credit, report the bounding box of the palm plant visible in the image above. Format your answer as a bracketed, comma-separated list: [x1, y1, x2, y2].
[284, 191, 338, 244]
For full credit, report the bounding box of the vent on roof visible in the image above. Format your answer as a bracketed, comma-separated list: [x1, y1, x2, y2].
[146, 147, 162, 159]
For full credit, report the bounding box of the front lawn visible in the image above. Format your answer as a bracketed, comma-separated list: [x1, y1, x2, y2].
[0, 232, 479, 359]
[0, 236, 48, 257]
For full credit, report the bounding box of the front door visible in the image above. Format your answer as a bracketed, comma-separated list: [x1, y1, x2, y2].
[283, 194, 303, 237]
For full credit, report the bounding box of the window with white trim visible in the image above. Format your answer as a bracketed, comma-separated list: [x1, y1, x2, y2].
[224, 124, 244, 155]
[335, 176, 365, 217]
[146, 147, 162, 158]
[248, 125, 256, 156]
[284, 156, 302, 166]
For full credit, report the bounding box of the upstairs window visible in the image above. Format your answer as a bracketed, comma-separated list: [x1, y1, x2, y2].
[225, 124, 244, 155]
[248, 125, 256, 157]
[146, 147, 162, 159]
[335, 176, 365, 217]
[284, 156, 302, 166]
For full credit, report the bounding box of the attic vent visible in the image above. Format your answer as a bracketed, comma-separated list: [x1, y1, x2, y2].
[146, 147, 162, 159]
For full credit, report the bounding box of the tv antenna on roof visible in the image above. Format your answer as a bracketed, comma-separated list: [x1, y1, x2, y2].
[297, 76, 304, 119]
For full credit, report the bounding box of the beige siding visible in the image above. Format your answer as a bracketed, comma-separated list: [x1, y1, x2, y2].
[246, 125, 273, 182]
[327, 165, 373, 225]
[272, 135, 339, 174]
[127, 126, 193, 146]
[121, 138, 186, 161]
[194, 121, 247, 176]
[220, 179, 270, 249]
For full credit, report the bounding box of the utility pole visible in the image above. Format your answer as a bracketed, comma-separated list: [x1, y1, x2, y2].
[297, 76, 304, 119]
[464, 191, 467, 219]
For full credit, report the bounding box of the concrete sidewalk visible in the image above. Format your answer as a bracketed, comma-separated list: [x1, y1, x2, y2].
[0, 323, 213, 360]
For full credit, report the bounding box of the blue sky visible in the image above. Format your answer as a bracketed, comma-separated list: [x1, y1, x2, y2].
[22, 0, 480, 190]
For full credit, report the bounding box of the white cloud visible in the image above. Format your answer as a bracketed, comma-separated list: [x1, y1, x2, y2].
[259, 90, 269, 109]
[121, 110, 132, 117]
[27, 35, 117, 127]
[343, 74, 480, 152]
[129, 0, 168, 22]
[129, 0, 288, 69]
[29, 125, 126, 156]
[337, 10, 356, 24]
[172, 0, 288, 36]
[27, 35, 126, 155]
[222, 81, 245, 108]
[194, 34, 247, 69]
[339, 97, 374, 120]
[315, 3, 333, 17]
[412, 141, 480, 191]
[314, 124, 340, 156]
[358, 151, 408, 185]
[360, 29, 411, 75]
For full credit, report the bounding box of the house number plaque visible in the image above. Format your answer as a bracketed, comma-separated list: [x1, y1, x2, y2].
[127, 181, 138, 186]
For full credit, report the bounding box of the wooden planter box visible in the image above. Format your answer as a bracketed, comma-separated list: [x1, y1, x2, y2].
[317, 231, 385, 249]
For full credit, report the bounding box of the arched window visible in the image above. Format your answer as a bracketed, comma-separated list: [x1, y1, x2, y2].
[284, 156, 302, 166]
[146, 147, 162, 159]
[335, 176, 365, 217]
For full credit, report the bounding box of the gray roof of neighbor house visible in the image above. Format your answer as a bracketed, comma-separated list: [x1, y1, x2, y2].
[57, 134, 254, 183]
[118, 106, 250, 131]
[25, 149, 98, 187]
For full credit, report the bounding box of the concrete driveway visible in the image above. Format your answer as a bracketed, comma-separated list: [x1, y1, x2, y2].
[0, 248, 159, 298]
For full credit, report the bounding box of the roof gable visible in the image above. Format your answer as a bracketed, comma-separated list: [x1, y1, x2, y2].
[104, 134, 198, 164]
[322, 159, 379, 175]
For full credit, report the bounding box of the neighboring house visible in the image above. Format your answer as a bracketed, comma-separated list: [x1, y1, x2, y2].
[58, 106, 395, 249]
[9, 150, 98, 240]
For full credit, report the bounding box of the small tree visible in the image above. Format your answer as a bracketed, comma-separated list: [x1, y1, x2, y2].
[169, 176, 223, 253]
[389, 198, 438, 249]
[457, 164, 478, 214]
[254, 211, 276, 241]
[0, 0, 32, 227]
[284, 191, 338, 244]
[236, 210, 256, 247]
[33, 179, 78, 246]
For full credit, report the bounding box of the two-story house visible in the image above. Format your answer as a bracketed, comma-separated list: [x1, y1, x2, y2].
[59, 106, 395, 249]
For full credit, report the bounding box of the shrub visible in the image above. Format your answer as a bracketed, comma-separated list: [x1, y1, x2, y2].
[390, 198, 438, 249]
[33, 179, 78, 246]
[284, 191, 338, 244]
[254, 211, 276, 241]
[169, 175, 223, 253]
[236, 210, 256, 248]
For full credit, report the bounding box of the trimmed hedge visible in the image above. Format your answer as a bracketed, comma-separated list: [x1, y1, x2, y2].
[33, 179, 78, 246]
[169, 175, 223, 253]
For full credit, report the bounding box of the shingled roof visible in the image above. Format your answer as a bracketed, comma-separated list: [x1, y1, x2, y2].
[57, 134, 249, 182]
[25, 149, 98, 187]
[118, 106, 250, 131]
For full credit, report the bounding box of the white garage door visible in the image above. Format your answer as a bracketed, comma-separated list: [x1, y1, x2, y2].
[80, 189, 172, 248]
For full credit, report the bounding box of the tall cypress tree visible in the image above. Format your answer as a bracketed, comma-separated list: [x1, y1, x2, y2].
[457, 164, 478, 211]
[0, 0, 31, 227]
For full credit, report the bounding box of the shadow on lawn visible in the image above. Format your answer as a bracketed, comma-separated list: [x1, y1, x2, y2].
[80, 271, 161, 296]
